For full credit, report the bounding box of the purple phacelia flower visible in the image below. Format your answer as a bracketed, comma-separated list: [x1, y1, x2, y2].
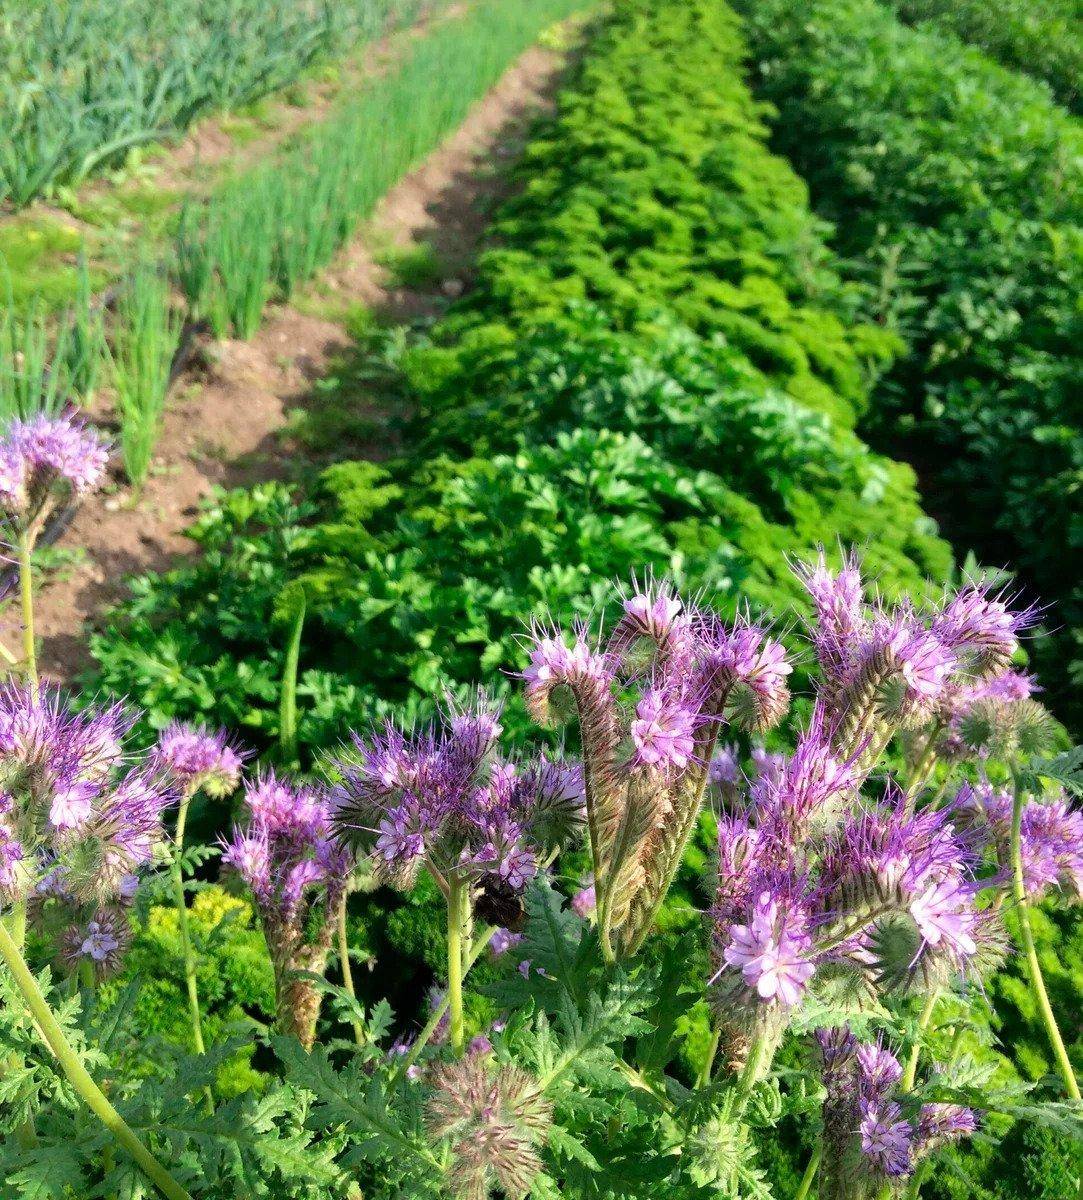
[860, 1098, 913, 1177]
[222, 770, 349, 924]
[931, 584, 1037, 676]
[155, 722, 245, 798]
[793, 549, 867, 687]
[333, 697, 579, 898]
[908, 878, 978, 960]
[721, 890, 816, 1007]
[571, 878, 596, 918]
[916, 1103, 976, 1146]
[48, 780, 99, 831]
[629, 685, 698, 771]
[490, 927, 524, 956]
[60, 907, 131, 980]
[753, 704, 859, 834]
[817, 1026, 858, 1079]
[856, 1040, 903, 1098]
[708, 744, 740, 788]
[0, 413, 109, 524]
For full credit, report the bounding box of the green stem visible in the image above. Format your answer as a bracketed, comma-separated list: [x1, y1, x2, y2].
[0, 920, 192, 1200]
[336, 892, 365, 1047]
[901, 988, 939, 1094]
[4, 898, 39, 1149]
[17, 528, 37, 689]
[927, 773, 952, 811]
[795, 1145, 822, 1200]
[903, 1160, 930, 1200]
[278, 592, 305, 766]
[904, 720, 943, 803]
[697, 1025, 722, 1088]
[395, 925, 495, 1081]
[170, 791, 213, 1114]
[733, 1029, 773, 1116]
[1009, 774, 1081, 1101]
[446, 875, 467, 1055]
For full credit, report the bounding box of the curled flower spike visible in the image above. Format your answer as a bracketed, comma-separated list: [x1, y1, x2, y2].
[967, 782, 1083, 900]
[792, 552, 1037, 771]
[518, 581, 792, 959]
[332, 698, 581, 898]
[816, 1025, 977, 1196]
[221, 770, 351, 1048]
[154, 723, 246, 798]
[916, 1102, 977, 1149]
[752, 703, 860, 837]
[792, 548, 865, 692]
[855, 1040, 903, 1098]
[931, 583, 1038, 679]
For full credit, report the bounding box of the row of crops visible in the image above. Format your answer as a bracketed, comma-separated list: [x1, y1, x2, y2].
[1, 0, 587, 490]
[731, 0, 1083, 730]
[0, 0, 427, 208]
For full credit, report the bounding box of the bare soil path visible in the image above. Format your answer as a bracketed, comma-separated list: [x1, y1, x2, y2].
[4, 38, 571, 684]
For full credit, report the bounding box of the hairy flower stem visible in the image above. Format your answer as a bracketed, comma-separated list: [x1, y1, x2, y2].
[697, 1025, 722, 1088]
[0, 920, 193, 1200]
[794, 1145, 822, 1200]
[336, 893, 364, 1047]
[3, 899, 39, 1149]
[170, 790, 213, 1114]
[622, 724, 724, 957]
[901, 988, 939, 1094]
[17, 528, 37, 690]
[903, 720, 943, 812]
[446, 876, 468, 1055]
[1009, 774, 1081, 1101]
[395, 925, 495, 1081]
[816, 900, 899, 953]
[733, 1029, 773, 1117]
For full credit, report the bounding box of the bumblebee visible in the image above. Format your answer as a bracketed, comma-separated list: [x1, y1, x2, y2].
[474, 875, 526, 931]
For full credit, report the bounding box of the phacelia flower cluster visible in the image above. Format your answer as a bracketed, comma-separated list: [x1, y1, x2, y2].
[963, 781, 1083, 900]
[0, 684, 172, 908]
[331, 696, 584, 900]
[520, 576, 792, 955]
[154, 722, 245, 799]
[709, 732, 988, 1055]
[816, 1027, 975, 1198]
[221, 771, 352, 1047]
[0, 412, 109, 528]
[794, 551, 1037, 760]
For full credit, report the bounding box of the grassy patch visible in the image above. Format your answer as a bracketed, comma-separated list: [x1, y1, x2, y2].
[374, 240, 445, 288]
[0, 215, 96, 311]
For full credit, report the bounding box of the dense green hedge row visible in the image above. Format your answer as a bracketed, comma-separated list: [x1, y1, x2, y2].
[890, 0, 1082, 113]
[733, 0, 1083, 728]
[87, 0, 951, 752]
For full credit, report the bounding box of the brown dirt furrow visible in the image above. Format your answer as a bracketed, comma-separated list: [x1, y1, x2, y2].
[5, 40, 568, 685]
